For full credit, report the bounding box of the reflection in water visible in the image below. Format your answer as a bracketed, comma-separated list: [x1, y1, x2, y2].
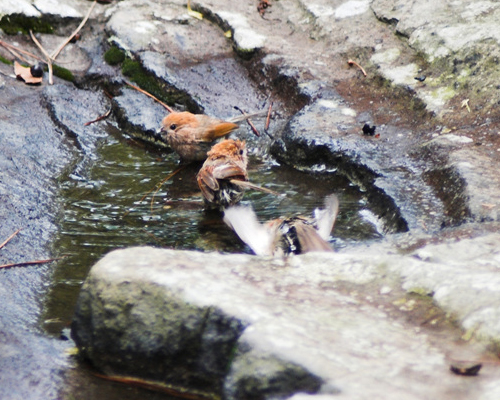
[43, 130, 382, 335]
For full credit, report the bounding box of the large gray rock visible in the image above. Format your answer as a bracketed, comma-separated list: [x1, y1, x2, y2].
[72, 235, 500, 399]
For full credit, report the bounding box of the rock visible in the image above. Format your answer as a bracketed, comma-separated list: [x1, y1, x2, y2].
[72, 241, 500, 400]
[215, 11, 266, 55]
[270, 94, 444, 232]
[112, 88, 169, 147]
[33, 0, 83, 19]
[72, 248, 324, 399]
[224, 349, 324, 400]
[0, 0, 41, 18]
[42, 84, 111, 161]
[0, 66, 73, 400]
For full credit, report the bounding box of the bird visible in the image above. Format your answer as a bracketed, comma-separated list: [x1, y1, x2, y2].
[196, 139, 249, 208]
[224, 194, 339, 256]
[158, 111, 240, 162]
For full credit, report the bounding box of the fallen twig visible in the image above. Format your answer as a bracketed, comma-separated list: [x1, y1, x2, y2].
[93, 372, 214, 400]
[0, 40, 44, 63]
[229, 179, 281, 196]
[51, 0, 97, 60]
[0, 229, 21, 250]
[0, 43, 30, 64]
[84, 107, 112, 126]
[123, 165, 186, 218]
[265, 100, 273, 131]
[150, 165, 186, 213]
[347, 59, 367, 77]
[234, 106, 260, 137]
[125, 81, 174, 113]
[0, 256, 67, 270]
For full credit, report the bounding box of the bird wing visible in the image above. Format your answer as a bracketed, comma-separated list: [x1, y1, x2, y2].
[211, 162, 247, 181]
[294, 222, 334, 253]
[196, 167, 218, 202]
[314, 194, 339, 241]
[224, 206, 273, 256]
[203, 122, 239, 141]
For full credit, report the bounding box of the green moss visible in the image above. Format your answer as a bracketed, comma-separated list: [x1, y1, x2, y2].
[121, 58, 142, 77]
[0, 15, 53, 35]
[104, 46, 125, 66]
[121, 58, 191, 107]
[53, 64, 74, 82]
[0, 55, 12, 65]
[407, 287, 433, 296]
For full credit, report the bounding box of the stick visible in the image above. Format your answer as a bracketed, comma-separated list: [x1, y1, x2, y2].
[0, 256, 66, 270]
[125, 81, 174, 113]
[150, 165, 185, 213]
[92, 372, 214, 400]
[0, 40, 44, 62]
[265, 101, 273, 131]
[122, 165, 186, 217]
[0, 43, 30, 64]
[84, 107, 112, 126]
[347, 59, 367, 77]
[0, 229, 21, 250]
[29, 30, 54, 84]
[50, 0, 97, 60]
[233, 106, 260, 137]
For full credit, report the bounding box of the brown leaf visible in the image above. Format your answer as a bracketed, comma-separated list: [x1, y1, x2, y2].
[14, 61, 43, 84]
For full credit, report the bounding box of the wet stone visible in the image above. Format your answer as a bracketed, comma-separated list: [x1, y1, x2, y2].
[71, 244, 500, 400]
[270, 94, 444, 233]
[42, 84, 111, 159]
[112, 88, 168, 148]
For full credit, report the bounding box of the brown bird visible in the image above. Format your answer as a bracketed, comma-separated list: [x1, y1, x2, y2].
[224, 194, 339, 256]
[197, 139, 249, 208]
[159, 111, 239, 162]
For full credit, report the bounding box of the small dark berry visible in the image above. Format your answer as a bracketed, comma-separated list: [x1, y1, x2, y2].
[30, 63, 44, 78]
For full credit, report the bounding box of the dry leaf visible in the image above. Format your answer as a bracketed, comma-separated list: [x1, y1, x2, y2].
[14, 61, 43, 84]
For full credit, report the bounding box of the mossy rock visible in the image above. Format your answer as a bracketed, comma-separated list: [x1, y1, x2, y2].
[0, 15, 53, 35]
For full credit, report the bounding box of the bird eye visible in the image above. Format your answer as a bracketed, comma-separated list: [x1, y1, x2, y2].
[170, 124, 177, 130]
[239, 149, 244, 155]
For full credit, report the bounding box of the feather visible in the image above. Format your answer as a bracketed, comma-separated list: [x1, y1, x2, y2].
[314, 194, 339, 241]
[204, 122, 239, 141]
[211, 164, 247, 180]
[224, 206, 273, 256]
[294, 222, 334, 253]
[229, 180, 280, 196]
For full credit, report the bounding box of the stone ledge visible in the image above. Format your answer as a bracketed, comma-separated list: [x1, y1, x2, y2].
[72, 236, 500, 399]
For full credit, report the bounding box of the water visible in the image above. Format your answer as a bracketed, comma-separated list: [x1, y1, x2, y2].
[42, 127, 383, 336]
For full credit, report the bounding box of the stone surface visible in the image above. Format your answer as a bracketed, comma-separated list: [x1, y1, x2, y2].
[112, 88, 168, 147]
[73, 242, 500, 399]
[270, 94, 444, 232]
[0, 65, 74, 400]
